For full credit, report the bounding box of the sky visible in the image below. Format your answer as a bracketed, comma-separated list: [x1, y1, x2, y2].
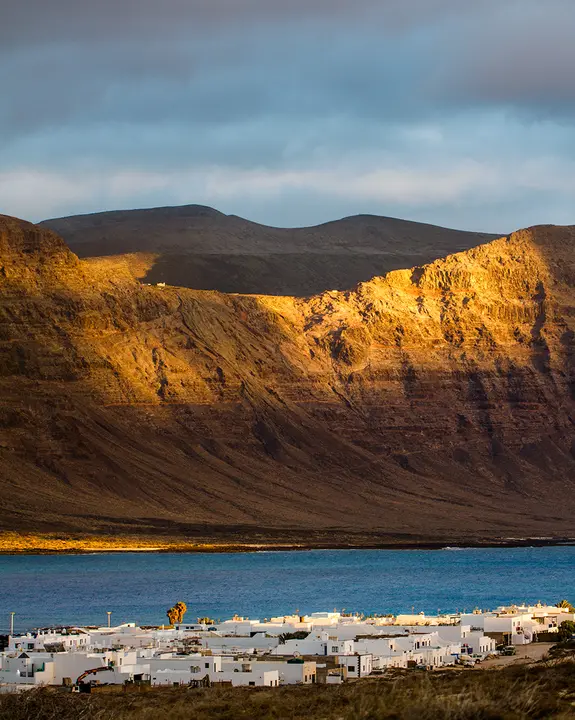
[1, 0, 574, 232]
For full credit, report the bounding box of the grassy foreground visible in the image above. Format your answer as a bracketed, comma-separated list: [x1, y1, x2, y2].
[2, 660, 575, 720]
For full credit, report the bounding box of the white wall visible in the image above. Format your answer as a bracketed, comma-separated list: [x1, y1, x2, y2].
[336, 654, 372, 678]
[249, 661, 316, 685]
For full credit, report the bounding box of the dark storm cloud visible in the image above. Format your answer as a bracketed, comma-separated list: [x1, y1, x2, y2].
[1, 0, 475, 45]
[0, 16, 434, 146]
[2, 0, 573, 146]
[1, 0, 574, 228]
[439, 1, 575, 113]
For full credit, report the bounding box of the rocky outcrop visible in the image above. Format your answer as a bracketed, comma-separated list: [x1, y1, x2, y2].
[0, 214, 574, 544]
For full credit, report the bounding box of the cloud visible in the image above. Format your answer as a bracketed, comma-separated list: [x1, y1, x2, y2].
[4, 149, 575, 232]
[0, 0, 485, 46]
[201, 163, 501, 205]
[0, 0, 574, 229]
[438, 1, 575, 114]
[0, 170, 169, 220]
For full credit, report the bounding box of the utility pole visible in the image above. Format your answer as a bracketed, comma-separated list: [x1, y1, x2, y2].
[107, 611, 112, 628]
[9, 612, 15, 636]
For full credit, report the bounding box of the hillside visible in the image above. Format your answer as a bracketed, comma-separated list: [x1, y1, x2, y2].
[41, 206, 497, 296]
[1, 214, 574, 546]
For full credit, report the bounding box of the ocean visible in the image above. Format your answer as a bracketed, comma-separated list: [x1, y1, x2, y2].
[1, 547, 574, 633]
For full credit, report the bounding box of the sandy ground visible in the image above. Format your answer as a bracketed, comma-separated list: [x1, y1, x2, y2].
[476, 642, 555, 669]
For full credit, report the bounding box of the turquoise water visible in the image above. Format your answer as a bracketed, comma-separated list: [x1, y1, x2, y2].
[1, 547, 574, 633]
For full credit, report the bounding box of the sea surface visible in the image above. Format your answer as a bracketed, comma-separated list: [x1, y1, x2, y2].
[1, 547, 574, 633]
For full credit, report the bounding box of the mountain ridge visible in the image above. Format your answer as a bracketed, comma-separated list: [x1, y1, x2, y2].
[41, 204, 494, 235]
[1, 213, 574, 546]
[41, 205, 498, 296]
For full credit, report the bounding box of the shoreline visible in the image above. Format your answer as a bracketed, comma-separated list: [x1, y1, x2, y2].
[1, 534, 575, 555]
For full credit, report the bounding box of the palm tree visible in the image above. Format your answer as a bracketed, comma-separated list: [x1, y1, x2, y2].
[167, 601, 188, 625]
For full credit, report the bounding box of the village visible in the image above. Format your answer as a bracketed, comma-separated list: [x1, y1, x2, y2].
[1, 601, 574, 693]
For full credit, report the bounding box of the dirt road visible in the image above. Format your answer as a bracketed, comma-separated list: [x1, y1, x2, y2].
[477, 642, 555, 669]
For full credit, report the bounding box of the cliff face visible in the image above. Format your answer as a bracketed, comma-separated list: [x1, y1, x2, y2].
[41, 205, 497, 296]
[1, 214, 574, 544]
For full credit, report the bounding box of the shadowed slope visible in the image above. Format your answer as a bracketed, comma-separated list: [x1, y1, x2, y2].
[41, 205, 498, 296]
[1, 215, 574, 544]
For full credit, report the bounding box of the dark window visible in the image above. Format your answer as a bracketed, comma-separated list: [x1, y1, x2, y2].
[205, 663, 209, 668]
[249, 681, 255, 686]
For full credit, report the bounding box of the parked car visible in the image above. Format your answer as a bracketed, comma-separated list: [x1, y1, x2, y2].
[458, 657, 476, 666]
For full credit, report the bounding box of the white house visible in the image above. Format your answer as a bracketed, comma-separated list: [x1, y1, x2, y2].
[271, 632, 354, 657]
[335, 653, 373, 678]
[148, 654, 281, 687]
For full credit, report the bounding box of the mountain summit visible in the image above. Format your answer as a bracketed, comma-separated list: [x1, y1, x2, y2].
[41, 206, 497, 296]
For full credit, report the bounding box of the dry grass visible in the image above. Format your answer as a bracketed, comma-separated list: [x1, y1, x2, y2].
[0, 533, 177, 553]
[0, 532, 308, 554]
[2, 660, 575, 720]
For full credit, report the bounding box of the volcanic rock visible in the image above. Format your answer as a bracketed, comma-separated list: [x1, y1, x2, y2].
[1, 214, 574, 545]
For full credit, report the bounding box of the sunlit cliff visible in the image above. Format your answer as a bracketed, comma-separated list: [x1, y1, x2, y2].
[1, 215, 574, 545]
